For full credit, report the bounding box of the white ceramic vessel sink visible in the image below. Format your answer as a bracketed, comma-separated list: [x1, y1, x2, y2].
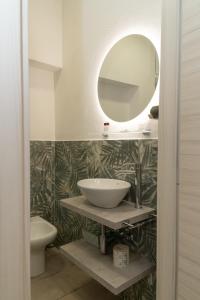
[77, 178, 131, 209]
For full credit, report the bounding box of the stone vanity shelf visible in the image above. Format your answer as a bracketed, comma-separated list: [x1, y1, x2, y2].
[60, 195, 155, 230]
[60, 196, 155, 295]
[61, 240, 154, 295]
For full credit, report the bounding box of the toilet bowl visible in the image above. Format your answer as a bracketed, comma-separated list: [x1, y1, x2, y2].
[31, 216, 57, 277]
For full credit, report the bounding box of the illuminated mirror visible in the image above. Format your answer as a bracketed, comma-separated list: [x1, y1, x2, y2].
[98, 35, 159, 122]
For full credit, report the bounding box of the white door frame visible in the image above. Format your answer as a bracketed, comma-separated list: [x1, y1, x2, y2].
[22, 0, 31, 297]
[157, 0, 181, 299]
[0, 0, 30, 299]
[0, 0, 181, 298]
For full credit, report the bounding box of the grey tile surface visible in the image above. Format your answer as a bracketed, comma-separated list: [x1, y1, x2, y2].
[60, 280, 120, 300]
[31, 248, 119, 300]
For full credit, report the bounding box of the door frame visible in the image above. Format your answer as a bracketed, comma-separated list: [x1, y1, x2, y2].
[157, 0, 181, 299]
[22, 0, 31, 298]
[0, 0, 181, 298]
[0, 0, 30, 299]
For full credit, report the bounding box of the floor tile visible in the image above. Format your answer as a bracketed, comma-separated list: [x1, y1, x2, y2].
[32, 248, 91, 299]
[31, 248, 119, 300]
[32, 248, 73, 281]
[31, 276, 65, 300]
[52, 264, 92, 295]
[59, 280, 120, 300]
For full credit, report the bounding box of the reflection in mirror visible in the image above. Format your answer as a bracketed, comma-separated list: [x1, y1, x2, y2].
[98, 35, 159, 122]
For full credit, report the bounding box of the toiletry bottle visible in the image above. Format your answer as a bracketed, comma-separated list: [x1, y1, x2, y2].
[103, 122, 109, 137]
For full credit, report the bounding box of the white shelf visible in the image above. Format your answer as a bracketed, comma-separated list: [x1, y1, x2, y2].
[29, 59, 62, 72]
[60, 196, 154, 230]
[61, 240, 154, 295]
[99, 77, 139, 88]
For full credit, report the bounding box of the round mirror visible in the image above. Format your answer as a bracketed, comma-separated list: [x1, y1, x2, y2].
[98, 35, 159, 122]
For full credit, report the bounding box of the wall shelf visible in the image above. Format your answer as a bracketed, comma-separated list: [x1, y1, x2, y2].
[61, 240, 154, 295]
[60, 196, 154, 230]
[60, 196, 155, 294]
[29, 59, 62, 73]
[99, 77, 139, 89]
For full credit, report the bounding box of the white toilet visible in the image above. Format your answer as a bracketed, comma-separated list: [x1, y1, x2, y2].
[31, 216, 57, 277]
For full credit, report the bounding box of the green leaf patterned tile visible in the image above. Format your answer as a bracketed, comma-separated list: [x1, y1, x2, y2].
[30, 139, 158, 300]
[30, 141, 54, 222]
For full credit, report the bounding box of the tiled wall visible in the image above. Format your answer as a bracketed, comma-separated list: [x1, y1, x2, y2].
[30, 139, 158, 300]
[30, 141, 55, 221]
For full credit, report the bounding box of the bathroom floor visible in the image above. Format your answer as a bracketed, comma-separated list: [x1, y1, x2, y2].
[31, 248, 120, 300]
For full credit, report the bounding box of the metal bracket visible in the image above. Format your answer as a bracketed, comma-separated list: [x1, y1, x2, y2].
[122, 215, 156, 229]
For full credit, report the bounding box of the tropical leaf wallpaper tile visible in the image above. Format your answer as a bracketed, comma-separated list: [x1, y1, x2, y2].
[122, 274, 156, 300]
[30, 138, 158, 300]
[30, 141, 55, 223]
[54, 141, 89, 244]
[99, 140, 139, 183]
[139, 140, 158, 209]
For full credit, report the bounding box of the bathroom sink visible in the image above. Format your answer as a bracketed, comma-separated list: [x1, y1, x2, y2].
[77, 178, 131, 209]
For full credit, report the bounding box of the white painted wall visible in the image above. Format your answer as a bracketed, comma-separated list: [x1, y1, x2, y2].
[29, 0, 62, 141]
[29, 0, 63, 69]
[55, 0, 161, 140]
[30, 66, 55, 140]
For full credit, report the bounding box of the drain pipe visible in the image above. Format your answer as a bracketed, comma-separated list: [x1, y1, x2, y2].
[135, 163, 142, 209]
[100, 225, 106, 254]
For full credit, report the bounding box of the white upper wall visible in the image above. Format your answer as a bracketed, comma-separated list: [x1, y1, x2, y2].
[30, 66, 55, 140]
[29, 0, 63, 69]
[55, 0, 161, 140]
[29, 0, 63, 140]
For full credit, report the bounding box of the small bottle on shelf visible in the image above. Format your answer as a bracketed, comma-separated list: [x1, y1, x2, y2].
[103, 122, 110, 138]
